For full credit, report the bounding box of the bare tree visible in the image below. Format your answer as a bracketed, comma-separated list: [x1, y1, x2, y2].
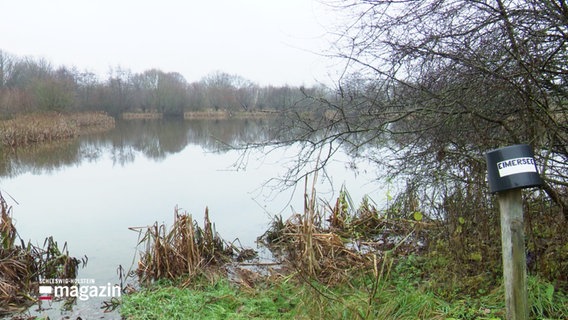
[0, 50, 15, 89]
[275, 0, 568, 217]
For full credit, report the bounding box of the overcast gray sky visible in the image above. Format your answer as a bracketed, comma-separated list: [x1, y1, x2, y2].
[0, 0, 340, 86]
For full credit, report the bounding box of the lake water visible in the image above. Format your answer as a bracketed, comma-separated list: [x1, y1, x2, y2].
[0, 119, 385, 319]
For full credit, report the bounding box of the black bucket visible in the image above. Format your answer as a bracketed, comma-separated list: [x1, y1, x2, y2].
[486, 144, 543, 193]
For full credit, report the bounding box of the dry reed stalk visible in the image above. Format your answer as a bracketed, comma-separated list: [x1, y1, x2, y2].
[0, 197, 16, 250]
[176, 214, 201, 276]
[302, 175, 318, 277]
[134, 207, 233, 283]
[201, 207, 215, 260]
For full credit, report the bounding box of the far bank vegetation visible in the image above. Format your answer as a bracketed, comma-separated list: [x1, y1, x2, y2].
[121, 109, 277, 120]
[0, 112, 115, 149]
[0, 50, 326, 119]
[0, 49, 317, 148]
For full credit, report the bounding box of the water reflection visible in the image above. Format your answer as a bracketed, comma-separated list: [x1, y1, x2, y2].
[0, 118, 381, 319]
[0, 118, 276, 178]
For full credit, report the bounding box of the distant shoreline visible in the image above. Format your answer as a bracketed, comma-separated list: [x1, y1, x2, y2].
[122, 110, 278, 120]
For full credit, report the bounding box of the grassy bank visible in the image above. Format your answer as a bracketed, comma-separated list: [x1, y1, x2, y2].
[0, 112, 115, 148]
[121, 261, 567, 319]
[121, 185, 568, 320]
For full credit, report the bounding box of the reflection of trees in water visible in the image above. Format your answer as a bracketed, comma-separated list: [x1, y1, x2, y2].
[0, 140, 84, 177]
[185, 119, 275, 151]
[103, 120, 190, 163]
[0, 119, 277, 177]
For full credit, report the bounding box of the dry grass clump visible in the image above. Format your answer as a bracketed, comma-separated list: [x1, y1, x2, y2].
[0, 112, 115, 148]
[133, 207, 234, 284]
[0, 194, 85, 316]
[258, 182, 428, 285]
[257, 180, 368, 284]
[271, 212, 370, 284]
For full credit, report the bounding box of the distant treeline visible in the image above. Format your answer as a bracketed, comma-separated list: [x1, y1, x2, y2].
[0, 50, 329, 117]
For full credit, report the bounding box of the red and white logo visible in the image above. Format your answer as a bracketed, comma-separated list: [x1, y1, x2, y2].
[39, 286, 53, 301]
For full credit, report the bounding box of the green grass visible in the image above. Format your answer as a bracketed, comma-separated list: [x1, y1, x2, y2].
[121, 277, 303, 320]
[121, 256, 568, 320]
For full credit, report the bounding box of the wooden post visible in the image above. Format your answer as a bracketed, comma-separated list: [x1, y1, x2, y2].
[498, 188, 529, 320]
[487, 144, 541, 320]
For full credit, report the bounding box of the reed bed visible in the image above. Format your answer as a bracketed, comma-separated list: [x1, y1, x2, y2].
[0, 114, 76, 147]
[122, 112, 163, 120]
[130, 179, 428, 288]
[257, 182, 429, 285]
[184, 110, 277, 120]
[184, 110, 231, 120]
[266, 213, 370, 284]
[0, 112, 115, 148]
[133, 207, 234, 284]
[67, 111, 115, 128]
[0, 193, 85, 315]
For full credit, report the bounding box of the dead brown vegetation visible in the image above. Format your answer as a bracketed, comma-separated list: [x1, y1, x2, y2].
[130, 177, 567, 296]
[132, 207, 234, 284]
[0, 194, 85, 316]
[130, 172, 432, 291]
[0, 112, 115, 148]
[257, 181, 429, 285]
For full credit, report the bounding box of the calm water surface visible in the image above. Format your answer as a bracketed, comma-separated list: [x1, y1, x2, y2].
[0, 119, 384, 318]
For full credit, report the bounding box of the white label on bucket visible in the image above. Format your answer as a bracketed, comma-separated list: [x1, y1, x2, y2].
[497, 157, 537, 177]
